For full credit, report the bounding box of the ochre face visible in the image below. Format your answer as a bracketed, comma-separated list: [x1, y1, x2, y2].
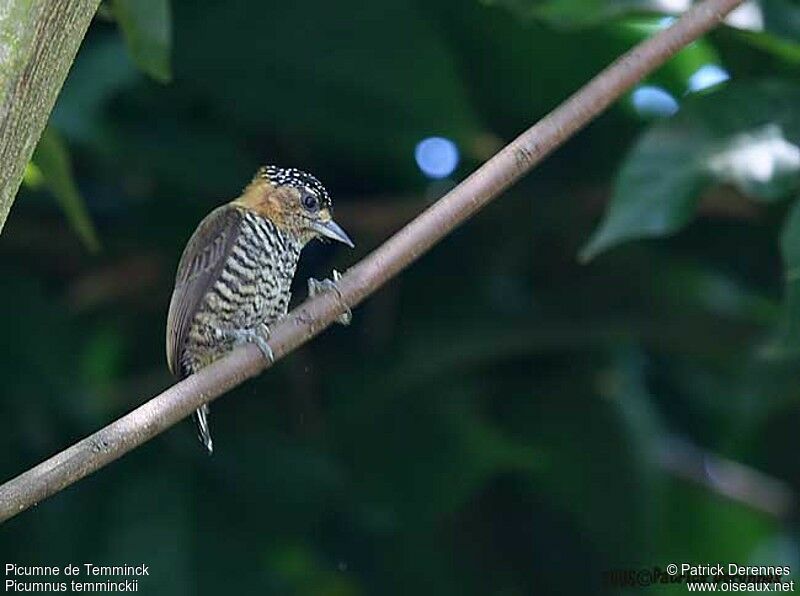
[232, 167, 353, 248]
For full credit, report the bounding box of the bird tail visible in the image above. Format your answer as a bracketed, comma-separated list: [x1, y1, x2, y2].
[193, 405, 214, 455]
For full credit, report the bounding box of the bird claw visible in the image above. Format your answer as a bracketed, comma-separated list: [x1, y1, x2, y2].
[236, 325, 274, 364]
[308, 269, 352, 326]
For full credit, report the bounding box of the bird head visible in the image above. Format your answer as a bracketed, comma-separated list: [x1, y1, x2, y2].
[233, 165, 354, 248]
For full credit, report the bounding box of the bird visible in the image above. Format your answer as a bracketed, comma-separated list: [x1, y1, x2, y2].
[166, 165, 354, 454]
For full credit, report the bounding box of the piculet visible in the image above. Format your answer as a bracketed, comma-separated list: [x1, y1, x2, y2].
[166, 165, 354, 453]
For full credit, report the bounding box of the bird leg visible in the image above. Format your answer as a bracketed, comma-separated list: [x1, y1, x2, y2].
[307, 269, 352, 326]
[232, 324, 274, 364]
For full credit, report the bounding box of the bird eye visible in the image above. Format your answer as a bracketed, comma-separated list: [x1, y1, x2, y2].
[302, 194, 320, 212]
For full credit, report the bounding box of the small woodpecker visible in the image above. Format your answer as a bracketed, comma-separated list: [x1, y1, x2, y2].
[166, 165, 354, 453]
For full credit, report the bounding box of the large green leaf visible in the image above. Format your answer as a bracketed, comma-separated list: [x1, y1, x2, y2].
[581, 81, 800, 261]
[111, 0, 172, 83]
[31, 126, 100, 253]
[580, 123, 711, 261]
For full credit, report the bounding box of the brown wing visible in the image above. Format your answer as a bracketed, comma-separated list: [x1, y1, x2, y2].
[166, 204, 243, 377]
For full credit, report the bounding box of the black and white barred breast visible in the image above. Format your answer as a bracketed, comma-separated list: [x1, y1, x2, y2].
[166, 206, 302, 379]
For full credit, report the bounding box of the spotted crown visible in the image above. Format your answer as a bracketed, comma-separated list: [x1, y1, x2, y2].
[256, 165, 331, 210]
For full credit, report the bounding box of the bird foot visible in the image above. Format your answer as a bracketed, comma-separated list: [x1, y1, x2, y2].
[308, 269, 352, 326]
[235, 324, 274, 364]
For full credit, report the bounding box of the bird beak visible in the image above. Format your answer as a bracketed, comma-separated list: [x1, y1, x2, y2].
[312, 219, 355, 248]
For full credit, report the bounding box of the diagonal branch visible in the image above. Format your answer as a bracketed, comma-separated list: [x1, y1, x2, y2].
[0, 0, 101, 233]
[656, 435, 794, 519]
[0, 0, 746, 523]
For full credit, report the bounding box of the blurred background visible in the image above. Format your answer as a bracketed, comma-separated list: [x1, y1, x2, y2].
[2, 0, 800, 593]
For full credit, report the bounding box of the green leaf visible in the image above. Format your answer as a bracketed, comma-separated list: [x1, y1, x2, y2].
[580, 123, 711, 261]
[734, 28, 800, 64]
[581, 81, 800, 262]
[111, 0, 172, 83]
[32, 126, 101, 253]
[22, 162, 45, 189]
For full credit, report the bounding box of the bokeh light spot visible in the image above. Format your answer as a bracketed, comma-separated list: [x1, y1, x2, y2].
[415, 137, 460, 179]
[631, 86, 679, 118]
[657, 16, 677, 29]
[688, 65, 730, 93]
[726, 0, 764, 31]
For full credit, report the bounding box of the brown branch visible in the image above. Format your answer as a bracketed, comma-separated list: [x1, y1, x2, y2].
[0, 0, 746, 523]
[0, 0, 101, 233]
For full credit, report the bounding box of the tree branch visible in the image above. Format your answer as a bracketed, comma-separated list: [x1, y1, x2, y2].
[0, 0, 101, 233]
[656, 435, 794, 519]
[0, 0, 746, 523]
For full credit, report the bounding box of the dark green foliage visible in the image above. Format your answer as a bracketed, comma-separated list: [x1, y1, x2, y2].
[582, 81, 800, 261]
[31, 126, 101, 253]
[2, 0, 800, 593]
[111, 0, 172, 83]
